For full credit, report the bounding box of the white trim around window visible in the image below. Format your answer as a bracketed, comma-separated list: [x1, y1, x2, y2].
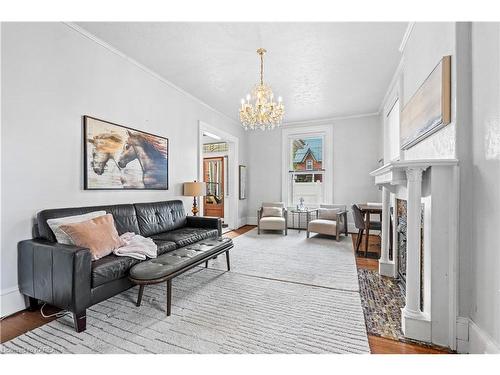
[281, 124, 334, 207]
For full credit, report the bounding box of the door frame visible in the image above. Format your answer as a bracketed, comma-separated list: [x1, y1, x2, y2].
[198, 121, 239, 230]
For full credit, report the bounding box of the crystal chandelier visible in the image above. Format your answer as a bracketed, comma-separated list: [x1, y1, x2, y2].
[239, 48, 285, 130]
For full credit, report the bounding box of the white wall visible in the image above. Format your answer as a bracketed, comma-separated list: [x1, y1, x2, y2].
[247, 115, 382, 227]
[0, 22, 247, 317]
[401, 22, 457, 160]
[468, 22, 500, 352]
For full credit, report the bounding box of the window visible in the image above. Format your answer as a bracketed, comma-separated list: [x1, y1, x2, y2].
[288, 136, 324, 206]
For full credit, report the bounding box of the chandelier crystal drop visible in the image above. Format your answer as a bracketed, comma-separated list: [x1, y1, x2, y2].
[239, 48, 285, 130]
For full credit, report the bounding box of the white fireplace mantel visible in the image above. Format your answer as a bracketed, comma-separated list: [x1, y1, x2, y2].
[370, 159, 458, 190]
[369, 158, 459, 349]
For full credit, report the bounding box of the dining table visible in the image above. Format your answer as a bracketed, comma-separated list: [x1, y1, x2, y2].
[357, 203, 383, 257]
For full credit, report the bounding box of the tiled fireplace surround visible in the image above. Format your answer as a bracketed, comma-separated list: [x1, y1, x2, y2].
[370, 159, 459, 349]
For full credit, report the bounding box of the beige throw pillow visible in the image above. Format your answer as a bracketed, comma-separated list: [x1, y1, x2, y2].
[317, 208, 339, 220]
[46, 210, 107, 244]
[262, 207, 283, 217]
[59, 214, 123, 260]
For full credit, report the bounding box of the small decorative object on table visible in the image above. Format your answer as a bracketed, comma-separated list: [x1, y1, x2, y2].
[297, 197, 305, 211]
[183, 181, 206, 216]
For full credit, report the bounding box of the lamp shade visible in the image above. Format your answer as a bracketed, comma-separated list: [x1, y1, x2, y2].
[183, 181, 205, 197]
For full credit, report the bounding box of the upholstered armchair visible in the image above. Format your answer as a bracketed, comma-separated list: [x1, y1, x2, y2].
[257, 202, 288, 235]
[306, 204, 348, 241]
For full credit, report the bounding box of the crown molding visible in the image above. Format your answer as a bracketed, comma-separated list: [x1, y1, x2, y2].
[282, 112, 380, 127]
[399, 22, 416, 53]
[63, 22, 239, 125]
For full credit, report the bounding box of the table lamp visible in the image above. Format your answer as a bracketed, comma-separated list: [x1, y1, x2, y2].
[183, 181, 206, 216]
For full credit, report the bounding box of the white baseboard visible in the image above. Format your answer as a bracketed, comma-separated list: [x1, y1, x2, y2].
[469, 319, 500, 354]
[456, 316, 500, 354]
[246, 216, 257, 226]
[237, 217, 247, 229]
[1, 285, 26, 318]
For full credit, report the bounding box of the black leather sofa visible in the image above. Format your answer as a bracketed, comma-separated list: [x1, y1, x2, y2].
[18, 200, 221, 332]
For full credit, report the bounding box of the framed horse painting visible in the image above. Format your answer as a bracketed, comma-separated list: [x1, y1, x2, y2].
[83, 116, 168, 190]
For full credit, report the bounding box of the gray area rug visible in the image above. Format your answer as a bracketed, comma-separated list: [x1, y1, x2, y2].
[1, 229, 369, 354]
[212, 229, 360, 292]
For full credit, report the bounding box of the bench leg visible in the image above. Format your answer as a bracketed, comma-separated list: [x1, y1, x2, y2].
[205, 260, 208, 268]
[136, 285, 144, 307]
[27, 297, 39, 312]
[225, 250, 230, 271]
[166, 279, 172, 316]
[73, 311, 86, 333]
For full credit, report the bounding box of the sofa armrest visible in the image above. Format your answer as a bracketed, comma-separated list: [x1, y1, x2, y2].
[186, 216, 222, 236]
[18, 239, 92, 313]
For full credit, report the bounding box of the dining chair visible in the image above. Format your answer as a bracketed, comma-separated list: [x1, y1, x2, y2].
[352, 204, 381, 256]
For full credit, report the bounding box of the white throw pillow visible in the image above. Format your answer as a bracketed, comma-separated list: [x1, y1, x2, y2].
[46, 211, 107, 244]
[261, 207, 283, 217]
[317, 208, 339, 220]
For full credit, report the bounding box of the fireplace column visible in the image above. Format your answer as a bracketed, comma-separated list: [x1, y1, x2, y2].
[379, 186, 395, 277]
[401, 167, 430, 342]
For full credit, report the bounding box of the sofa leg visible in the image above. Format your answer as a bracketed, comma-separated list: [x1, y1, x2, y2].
[73, 311, 86, 333]
[225, 250, 231, 271]
[166, 279, 172, 316]
[27, 297, 39, 312]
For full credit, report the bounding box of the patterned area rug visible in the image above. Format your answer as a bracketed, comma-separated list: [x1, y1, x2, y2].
[1, 230, 369, 354]
[357, 268, 406, 341]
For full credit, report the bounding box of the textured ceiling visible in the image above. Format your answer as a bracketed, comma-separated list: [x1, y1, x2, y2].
[77, 22, 407, 123]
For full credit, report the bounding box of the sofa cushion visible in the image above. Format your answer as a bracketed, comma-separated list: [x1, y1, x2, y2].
[153, 240, 178, 255]
[134, 200, 187, 237]
[91, 254, 140, 288]
[38, 204, 140, 242]
[308, 219, 337, 235]
[259, 216, 286, 230]
[151, 227, 219, 247]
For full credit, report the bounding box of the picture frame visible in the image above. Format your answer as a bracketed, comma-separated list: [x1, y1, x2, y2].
[400, 55, 451, 150]
[239, 165, 247, 200]
[83, 115, 168, 190]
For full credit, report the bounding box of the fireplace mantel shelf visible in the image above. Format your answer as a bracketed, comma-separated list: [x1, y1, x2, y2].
[370, 159, 458, 187]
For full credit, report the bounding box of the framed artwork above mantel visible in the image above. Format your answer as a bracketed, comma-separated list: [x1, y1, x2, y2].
[400, 55, 451, 150]
[83, 116, 169, 190]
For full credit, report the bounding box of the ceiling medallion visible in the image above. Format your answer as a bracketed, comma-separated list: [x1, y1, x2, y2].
[239, 48, 285, 130]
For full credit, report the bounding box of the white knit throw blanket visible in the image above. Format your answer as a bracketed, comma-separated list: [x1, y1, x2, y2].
[113, 232, 158, 260]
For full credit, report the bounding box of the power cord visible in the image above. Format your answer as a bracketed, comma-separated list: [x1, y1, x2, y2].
[40, 303, 70, 319]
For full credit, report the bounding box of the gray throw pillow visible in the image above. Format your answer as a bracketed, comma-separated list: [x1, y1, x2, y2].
[317, 208, 339, 220]
[262, 207, 283, 217]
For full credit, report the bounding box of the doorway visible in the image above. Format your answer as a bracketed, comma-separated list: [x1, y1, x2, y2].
[198, 121, 239, 232]
[203, 156, 225, 218]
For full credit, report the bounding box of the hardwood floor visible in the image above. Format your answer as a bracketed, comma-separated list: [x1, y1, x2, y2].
[0, 224, 449, 354]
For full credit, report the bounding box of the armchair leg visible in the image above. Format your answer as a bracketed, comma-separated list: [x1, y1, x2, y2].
[73, 311, 87, 333]
[306, 231, 310, 238]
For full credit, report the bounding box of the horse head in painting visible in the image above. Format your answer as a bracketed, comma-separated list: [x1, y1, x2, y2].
[117, 130, 167, 188]
[88, 133, 124, 175]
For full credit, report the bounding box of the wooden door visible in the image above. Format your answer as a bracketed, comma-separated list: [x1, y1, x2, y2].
[203, 157, 224, 218]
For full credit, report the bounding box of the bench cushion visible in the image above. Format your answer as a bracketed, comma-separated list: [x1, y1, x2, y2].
[150, 227, 219, 247]
[129, 238, 232, 281]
